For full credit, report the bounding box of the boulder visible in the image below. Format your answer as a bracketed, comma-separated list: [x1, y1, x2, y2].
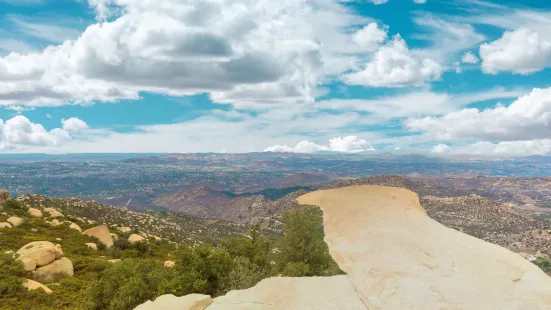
[4, 250, 14, 255]
[52, 219, 61, 226]
[0, 222, 11, 228]
[108, 259, 121, 263]
[0, 190, 10, 206]
[138, 231, 149, 238]
[134, 294, 212, 310]
[82, 225, 113, 248]
[69, 222, 82, 233]
[110, 233, 119, 240]
[7, 216, 23, 227]
[15, 241, 63, 267]
[86, 243, 98, 250]
[21, 257, 37, 271]
[128, 234, 145, 244]
[33, 257, 74, 281]
[117, 226, 131, 233]
[22, 279, 52, 294]
[31, 228, 38, 232]
[28, 208, 43, 218]
[164, 261, 175, 268]
[153, 236, 162, 241]
[44, 208, 64, 218]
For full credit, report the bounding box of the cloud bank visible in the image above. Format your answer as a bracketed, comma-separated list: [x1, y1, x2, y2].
[264, 136, 375, 153]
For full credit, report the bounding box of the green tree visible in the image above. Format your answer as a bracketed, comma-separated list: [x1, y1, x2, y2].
[280, 207, 342, 276]
[86, 259, 176, 310]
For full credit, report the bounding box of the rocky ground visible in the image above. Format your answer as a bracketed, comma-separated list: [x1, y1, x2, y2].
[14, 194, 248, 244]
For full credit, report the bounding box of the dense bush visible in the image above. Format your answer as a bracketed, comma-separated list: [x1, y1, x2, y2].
[280, 207, 342, 276]
[2, 199, 29, 217]
[0, 254, 26, 297]
[86, 259, 175, 310]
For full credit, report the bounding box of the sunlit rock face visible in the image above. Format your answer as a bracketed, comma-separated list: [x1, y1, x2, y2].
[135, 185, 551, 310]
[297, 185, 551, 309]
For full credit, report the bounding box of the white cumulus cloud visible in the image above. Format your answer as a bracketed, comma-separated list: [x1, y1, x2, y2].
[480, 28, 551, 74]
[341, 35, 442, 87]
[462, 140, 551, 156]
[461, 51, 479, 64]
[413, 0, 427, 3]
[0, 115, 76, 150]
[0, 0, 344, 109]
[329, 136, 375, 152]
[352, 23, 388, 51]
[264, 136, 374, 153]
[432, 144, 452, 153]
[62, 117, 89, 131]
[404, 87, 551, 141]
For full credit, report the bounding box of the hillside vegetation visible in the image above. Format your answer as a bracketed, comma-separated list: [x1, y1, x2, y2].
[0, 194, 340, 310]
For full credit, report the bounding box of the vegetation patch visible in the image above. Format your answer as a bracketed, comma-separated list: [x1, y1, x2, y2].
[0, 196, 341, 310]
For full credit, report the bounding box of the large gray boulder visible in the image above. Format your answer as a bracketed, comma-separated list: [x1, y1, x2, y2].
[22, 279, 52, 294]
[7, 216, 23, 227]
[28, 208, 43, 218]
[15, 241, 63, 267]
[83, 225, 114, 248]
[44, 207, 64, 218]
[33, 257, 74, 282]
[128, 234, 145, 244]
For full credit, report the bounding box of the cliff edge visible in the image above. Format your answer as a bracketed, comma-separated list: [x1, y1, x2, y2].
[136, 185, 551, 309]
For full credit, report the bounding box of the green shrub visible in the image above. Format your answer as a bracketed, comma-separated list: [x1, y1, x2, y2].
[86, 259, 176, 310]
[2, 199, 29, 217]
[220, 257, 268, 291]
[282, 261, 310, 277]
[280, 206, 342, 277]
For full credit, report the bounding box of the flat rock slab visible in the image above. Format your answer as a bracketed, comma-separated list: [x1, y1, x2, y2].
[135, 294, 212, 310]
[208, 276, 365, 310]
[296, 185, 551, 309]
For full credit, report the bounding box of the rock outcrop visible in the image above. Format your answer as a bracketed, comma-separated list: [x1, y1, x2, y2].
[7, 216, 23, 227]
[135, 294, 212, 310]
[44, 207, 64, 218]
[128, 234, 145, 244]
[15, 241, 73, 281]
[22, 279, 52, 294]
[69, 222, 82, 232]
[164, 261, 175, 268]
[294, 185, 551, 309]
[0, 190, 10, 206]
[135, 185, 551, 310]
[28, 208, 43, 218]
[209, 276, 365, 310]
[21, 258, 37, 271]
[15, 241, 63, 267]
[117, 226, 131, 233]
[86, 243, 98, 250]
[34, 257, 74, 281]
[82, 225, 114, 248]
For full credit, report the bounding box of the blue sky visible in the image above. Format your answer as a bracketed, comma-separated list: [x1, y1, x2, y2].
[0, 0, 550, 155]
